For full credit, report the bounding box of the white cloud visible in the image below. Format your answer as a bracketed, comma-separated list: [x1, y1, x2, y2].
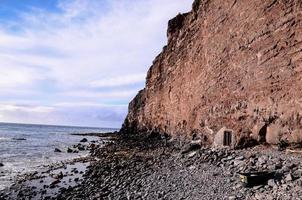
[0, 104, 54, 113]
[90, 73, 146, 88]
[0, 0, 192, 127]
[64, 89, 138, 98]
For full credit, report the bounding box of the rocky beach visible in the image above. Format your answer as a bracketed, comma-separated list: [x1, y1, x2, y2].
[2, 132, 302, 200]
[1, 0, 302, 199]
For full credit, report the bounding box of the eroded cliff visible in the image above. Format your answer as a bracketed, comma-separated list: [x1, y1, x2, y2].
[122, 0, 302, 146]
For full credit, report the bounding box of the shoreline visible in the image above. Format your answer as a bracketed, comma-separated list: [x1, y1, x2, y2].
[2, 133, 302, 199]
[0, 133, 107, 199]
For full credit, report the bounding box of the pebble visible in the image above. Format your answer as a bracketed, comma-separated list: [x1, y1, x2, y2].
[54, 148, 62, 153]
[285, 173, 293, 182]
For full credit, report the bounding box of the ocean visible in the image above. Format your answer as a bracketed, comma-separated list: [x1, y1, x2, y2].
[0, 122, 117, 190]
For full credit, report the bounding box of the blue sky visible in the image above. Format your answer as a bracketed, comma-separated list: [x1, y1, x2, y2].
[0, 0, 192, 128]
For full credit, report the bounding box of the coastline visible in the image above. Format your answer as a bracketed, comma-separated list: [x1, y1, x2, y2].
[3, 132, 302, 199]
[0, 132, 113, 200]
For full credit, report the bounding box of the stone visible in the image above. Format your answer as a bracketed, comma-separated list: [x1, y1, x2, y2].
[67, 148, 73, 153]
[235, 156, 244, 161]
[78, 146, 85, 151]
[188, 151, 197, 158]
[285, 173, 293, 182]
[54, 148, 62, 153]
[181, 143, 201, 154]
[53, 172, 64, 180]
[0, 163, 4, 167]
[267, 179, 276, 187]
[80, 138, 88, 143]
[228, 196, 236, 200]
[253, 185, 263, 190]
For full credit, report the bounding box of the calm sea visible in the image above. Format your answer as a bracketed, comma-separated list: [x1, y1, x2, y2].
[0, 122, 117, 190]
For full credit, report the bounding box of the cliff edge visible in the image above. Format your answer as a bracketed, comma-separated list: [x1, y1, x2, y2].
[122, 0, 302, 147]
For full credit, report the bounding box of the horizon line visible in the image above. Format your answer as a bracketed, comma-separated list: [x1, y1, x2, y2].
[0, 121, 120, 130]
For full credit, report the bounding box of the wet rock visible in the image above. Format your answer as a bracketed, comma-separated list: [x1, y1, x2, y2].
[50, 179, 61, 186]
[53, 172, 64, 180]
[67, 148, 73, 153]
[80, 138, 88, 143]
[12, 138, 26, 141]
[78, 146, 85, 151]
[54, 148, 62, 153]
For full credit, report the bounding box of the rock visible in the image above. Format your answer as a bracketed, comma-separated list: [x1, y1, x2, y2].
[285, 173, 293, 182]
[181, 143, 201, 154]
[78, 146, 85, 151]
[53, 172, 64, 180]
[0, 163, 4, 167]
[187, 151, 197, 158]
[80, 138, 88, 143]
[253, 185, 263, 190]
[12, 138, 26, 141]
[54, 148, 62, 153]
[235, 156, 244, 161]
[121, 0, 302, 147]
[67, 148, 73, 153]
[228, 196, 236, 200]
[267, 179, 276, 187]
[257, 156, 268, 165]
[50, 179, 61, 186]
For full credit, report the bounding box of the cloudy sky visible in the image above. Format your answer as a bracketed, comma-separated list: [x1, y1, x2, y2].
[0, 0, 192, 128]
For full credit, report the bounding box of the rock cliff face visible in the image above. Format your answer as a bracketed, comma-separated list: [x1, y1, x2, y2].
[122, 0, 302, 146]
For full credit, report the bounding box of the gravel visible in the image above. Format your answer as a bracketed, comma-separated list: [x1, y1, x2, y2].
[2, 133, 302, 199]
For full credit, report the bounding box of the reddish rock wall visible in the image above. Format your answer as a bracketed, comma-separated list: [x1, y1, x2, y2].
[122, 0, 302, 146]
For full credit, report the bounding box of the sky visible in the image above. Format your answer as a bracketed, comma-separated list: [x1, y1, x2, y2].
[0, 0, 192, 128]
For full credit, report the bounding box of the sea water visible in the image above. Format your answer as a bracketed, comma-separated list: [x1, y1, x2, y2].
[0, 122, 117, 190]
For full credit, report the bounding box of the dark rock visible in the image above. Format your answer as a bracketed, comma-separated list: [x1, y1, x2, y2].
[12, 138, 26, 141]
[0, 163, 4, 167]
[181, 143, 201, 154]
[78, 146, 85, 151]
[67, 148, 73, 153]
[80, 138, 88, 143]
[53, 172, 64, 180]
[50, 179, 61, 186]
[54, 148, 62, 153]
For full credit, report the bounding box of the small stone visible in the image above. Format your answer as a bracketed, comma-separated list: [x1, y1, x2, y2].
[50, 179, 60, 186]
[228, 196, 236, 200]
[188, 151, 197, 158]
[235, 156, 244, 160]
[285, 173, 293, 182]
[233, 160, 244, 166]
[78, 146, 85, 151]
[80, 138, 88, 143]
[253, 185, 263, 190]
[267, 179, 276, 187]
[54, 148, 62, 153]
[67, 148, 73, 153]
[0, 163, 4, 167]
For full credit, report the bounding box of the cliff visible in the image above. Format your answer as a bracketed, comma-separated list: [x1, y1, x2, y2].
[122, 0, 302, 146]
